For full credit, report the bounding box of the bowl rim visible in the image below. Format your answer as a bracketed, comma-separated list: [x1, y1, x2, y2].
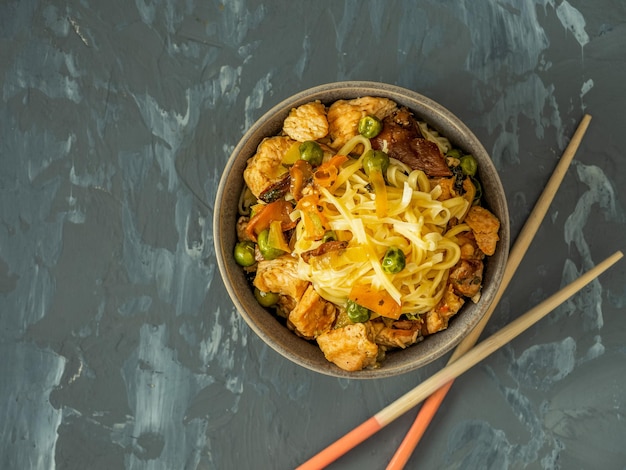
[214, 80, 510, 379]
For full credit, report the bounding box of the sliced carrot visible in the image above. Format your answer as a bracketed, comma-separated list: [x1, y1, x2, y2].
[245, 199, 295, 241]
[314, 155, 348, 188]
[349, 284, 402, 320]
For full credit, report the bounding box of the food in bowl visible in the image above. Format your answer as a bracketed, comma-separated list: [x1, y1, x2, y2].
[232, 95, 501, 372]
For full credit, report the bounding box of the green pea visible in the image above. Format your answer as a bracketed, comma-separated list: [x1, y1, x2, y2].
[346, 299, 370, 323]
[362, 149, 389, 176]
[382, 247, 406, 274]
[254, 287, 280, 307]
[257, 229, 285, 260]
[299, 140, 324, 166]
[234, 241, 256, 266]
[358, 115, 383, 138]
[321, 230, 337, 243]
[446, 148, 463, 159]
[459, 154, 478, 177]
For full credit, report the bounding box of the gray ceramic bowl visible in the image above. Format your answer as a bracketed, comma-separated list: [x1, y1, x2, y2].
[214, 81, 509, 379]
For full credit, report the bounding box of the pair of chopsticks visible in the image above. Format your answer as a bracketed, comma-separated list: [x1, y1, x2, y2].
[297, 114, 624, 470]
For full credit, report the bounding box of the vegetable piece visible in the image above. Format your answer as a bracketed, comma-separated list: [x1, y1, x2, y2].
[234, 241, 256, 267]
[299, 140, 324, 166]
[446, 148, 462, 159]
[381, 247, 406, 274]
[289, 159, 313, 201]
[313, 154, 348, 188]
[268, 219, 291, 253]
[282, 142, 302, 165]
[259, 173, 290, 203]
[254, 287, 280, 307]
[348, 284, 402, 320]
[459, 154, 477, 177]
[362, 150, 389, 217]
[358, 115, 383, 138]
[346, 299, 371, 323]
[296, 194, 329, 240]
[257, 228, 286, 260]
[245, 199, 295, 241]
[362, 149, 389, 176]
[322, 230, 337, 243]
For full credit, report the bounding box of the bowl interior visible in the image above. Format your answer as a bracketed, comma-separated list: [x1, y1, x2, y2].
[214, 81, 509, 379]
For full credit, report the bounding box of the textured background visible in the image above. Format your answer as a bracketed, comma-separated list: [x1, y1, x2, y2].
[1, 1, 625, 469]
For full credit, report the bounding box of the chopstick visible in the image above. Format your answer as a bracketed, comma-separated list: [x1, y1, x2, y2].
[386, 113, 593, 469]
[296, 114, 595, 469]
[296, 250, 623, 470]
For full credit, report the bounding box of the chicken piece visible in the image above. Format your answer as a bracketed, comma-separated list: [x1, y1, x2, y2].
[243, 136, 295, 198]
[288, 285, 337, 339]
[316, 322, 379, 371]
[327, 96, 397, 149]
[372, 319, 423, 349]
[283, 101, 329, 142]
[449, 259, 484, 297]
[464, 206, 500, 256]
[424, 283, 465, 335]
[253, 256, 309, 300]
[456, 231, 484, 260]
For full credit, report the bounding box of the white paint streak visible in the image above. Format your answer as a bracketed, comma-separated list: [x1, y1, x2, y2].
[115, 324, 211, 468]
[244, 73, 272, 131]
[556, 1, 590, 48]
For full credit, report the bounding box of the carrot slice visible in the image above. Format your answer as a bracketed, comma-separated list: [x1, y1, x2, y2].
[245, 199, 295, 241]
[349, 284, 402, 320]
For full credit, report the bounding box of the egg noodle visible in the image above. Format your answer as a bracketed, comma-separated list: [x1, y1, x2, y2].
[292, 133, 471, 315]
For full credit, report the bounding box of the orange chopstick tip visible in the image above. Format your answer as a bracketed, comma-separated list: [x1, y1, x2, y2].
[296, 417, 382, 470]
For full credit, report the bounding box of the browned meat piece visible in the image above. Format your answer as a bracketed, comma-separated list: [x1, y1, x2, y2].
[464, 206, 500, 256]
[456, 231, 484, 260]
[253, 256, 309, 300]
[283, 101, 329, 142]
[288, 285, 337, 339]
[316, 322, 379, 371]
[243, 136, 295, 198]
[449, 259, 484, 297]
[300, 240, 348, 263]
[327, 96, 397, 149]
[372, 319, 423, 349]
[424, 283, 465, 335]
[409, 138, 453, 177]
[371, 108, 452, 177]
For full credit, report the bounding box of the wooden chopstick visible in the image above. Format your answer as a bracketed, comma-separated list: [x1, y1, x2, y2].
[296, 250, 623, 470]
[296, 114, 595, 470]
[386, 113, 593, 469]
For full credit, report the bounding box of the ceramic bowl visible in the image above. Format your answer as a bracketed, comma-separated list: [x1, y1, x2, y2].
[213, 81, 509, 379]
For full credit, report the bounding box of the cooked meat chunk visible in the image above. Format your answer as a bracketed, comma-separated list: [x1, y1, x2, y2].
[464, 206, 500, 256]
[449, 259, 484, 297]
[253, 256, 309, 300]
[327, 96, 397, 149]
[372, 319, 422, 349]
[372, 108, 452, 177]
[316, 322, 379, 371]
[244, 136, 295, 198]
[288, 285, 337, 339]
[424, 283, 465, 335]
[283, 101, 329, 142]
